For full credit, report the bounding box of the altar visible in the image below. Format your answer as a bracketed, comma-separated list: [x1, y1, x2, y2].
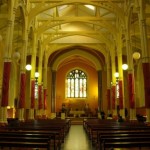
[69, 110, 85, 117]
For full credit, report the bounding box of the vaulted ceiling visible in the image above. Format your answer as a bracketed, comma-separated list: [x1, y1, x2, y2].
[0, 1, 150, 70]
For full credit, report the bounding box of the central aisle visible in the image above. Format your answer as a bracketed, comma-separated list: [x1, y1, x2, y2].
[61, 125, 95, 150]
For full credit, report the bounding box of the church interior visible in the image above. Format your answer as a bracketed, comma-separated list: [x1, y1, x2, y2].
[0, 0, 150, 149]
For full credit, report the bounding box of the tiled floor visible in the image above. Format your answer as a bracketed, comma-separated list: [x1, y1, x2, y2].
[61, 125, 95, 150]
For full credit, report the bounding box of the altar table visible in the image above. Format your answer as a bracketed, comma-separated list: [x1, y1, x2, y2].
[69, 110, 85, 117]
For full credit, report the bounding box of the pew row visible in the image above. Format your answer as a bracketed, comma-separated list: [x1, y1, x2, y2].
[0, 118, 71, 150]
[83, 118, 150, 150]
[0, 131, 51, 150]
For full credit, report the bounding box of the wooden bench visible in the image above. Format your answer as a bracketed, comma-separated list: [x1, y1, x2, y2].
[1, 126, 63, 150]
[0, 132, 51, 150]
[1, 118, 71, 150]
[0, 130, 61, 150]
[101, 136, 150, 150]
[98, 132, 150, 149]
[90, 125, 150, 146]
[83, 118, 150, 149]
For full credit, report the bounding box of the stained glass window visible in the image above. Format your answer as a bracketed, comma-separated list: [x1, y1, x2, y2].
[66, 69, 87, 98]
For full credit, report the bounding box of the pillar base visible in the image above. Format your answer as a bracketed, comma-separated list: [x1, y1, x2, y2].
[120, 108, 125, 119]
[129, 108, 137, 120]
[112, 109, 117, 119]
[0, 107, 7, 123]
[146, 108, 150, 122]
[42, 109, 47, 119]
[28, 108, 34, 120]
[35, 109, 44, 119]
[18, 108, 24, 121]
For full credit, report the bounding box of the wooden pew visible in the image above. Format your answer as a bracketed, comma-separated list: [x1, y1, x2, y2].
[0, 130, 61, 150]
[0, 131, 51, 150]
[98, 132, 150, 150]
[84, 118, 150, 149]
[1, 118, 71, 150]
[101, 136, 150, 150]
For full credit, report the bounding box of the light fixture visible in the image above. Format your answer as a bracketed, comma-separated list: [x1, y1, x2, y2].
[13, 51, 20, 62]
[114, 72, 119, 78]
[25, 64, 32, 71]
[35, 72, 39, 78]
[7, 106, 10, 109]
[133, 52, 141, 60]
[122, 64, 128, 70]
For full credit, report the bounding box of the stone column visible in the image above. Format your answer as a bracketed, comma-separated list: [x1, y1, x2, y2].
[51, 70, 56, 112]
[117, 29, 125, 118]
[0, 2, 16, 123]
[18, 33, 28, 121]
[106, 52, 111, 114]
[137, 0, 150, 122]
[111, 48, 117, 117]
[125, 18, 136, 120]
[37, 43, 43, 117]
[43, 53, 48, 116]
[29, 33, 37, 120]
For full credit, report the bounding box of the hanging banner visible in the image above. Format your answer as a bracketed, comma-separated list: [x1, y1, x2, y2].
[31, 79, 35, 108]
[128, 73, 135, 108]
[38, 85, 42, 109]
[107, 89, 111, 110]
[118, 80, 123, 109]
[19, 73, 26, 108]
[111, 85, 116, 109]
[142, 63, 150, 108]
[1, 62, 11, 106]
[44, 89, 47, 109]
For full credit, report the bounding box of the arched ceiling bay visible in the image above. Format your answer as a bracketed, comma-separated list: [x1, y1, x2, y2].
[29, 0, 125, 54]
[1, 1, 150, 69]
[28, 0, 124, 68]
[48, 46, 105, 71]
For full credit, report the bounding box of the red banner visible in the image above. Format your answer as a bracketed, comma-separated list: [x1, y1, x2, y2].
[111, 85, 116, 109]
[31, 80, 35, 108]
[118, 80, 123, 109]
[142, 63, 150, 108]
[38, 85, 42, 109]
[19, 73, 26, 108]
[107, 89, 111, 110]
[43, 89, 47, 110]
[1, 62, 11, 106]
[128, 73, 135, 108]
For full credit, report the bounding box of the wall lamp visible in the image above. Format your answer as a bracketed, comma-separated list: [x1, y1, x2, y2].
[133, 52, 141, 60]
[114, 72, 119, 78]
[25, 64, 32, 71]
[122, 64, 128, 70]
[35, 72, 39, 78]
[35, 72, 39, 83]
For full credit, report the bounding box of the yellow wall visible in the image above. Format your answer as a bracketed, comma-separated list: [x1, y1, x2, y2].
[55, 61, 98, 114]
